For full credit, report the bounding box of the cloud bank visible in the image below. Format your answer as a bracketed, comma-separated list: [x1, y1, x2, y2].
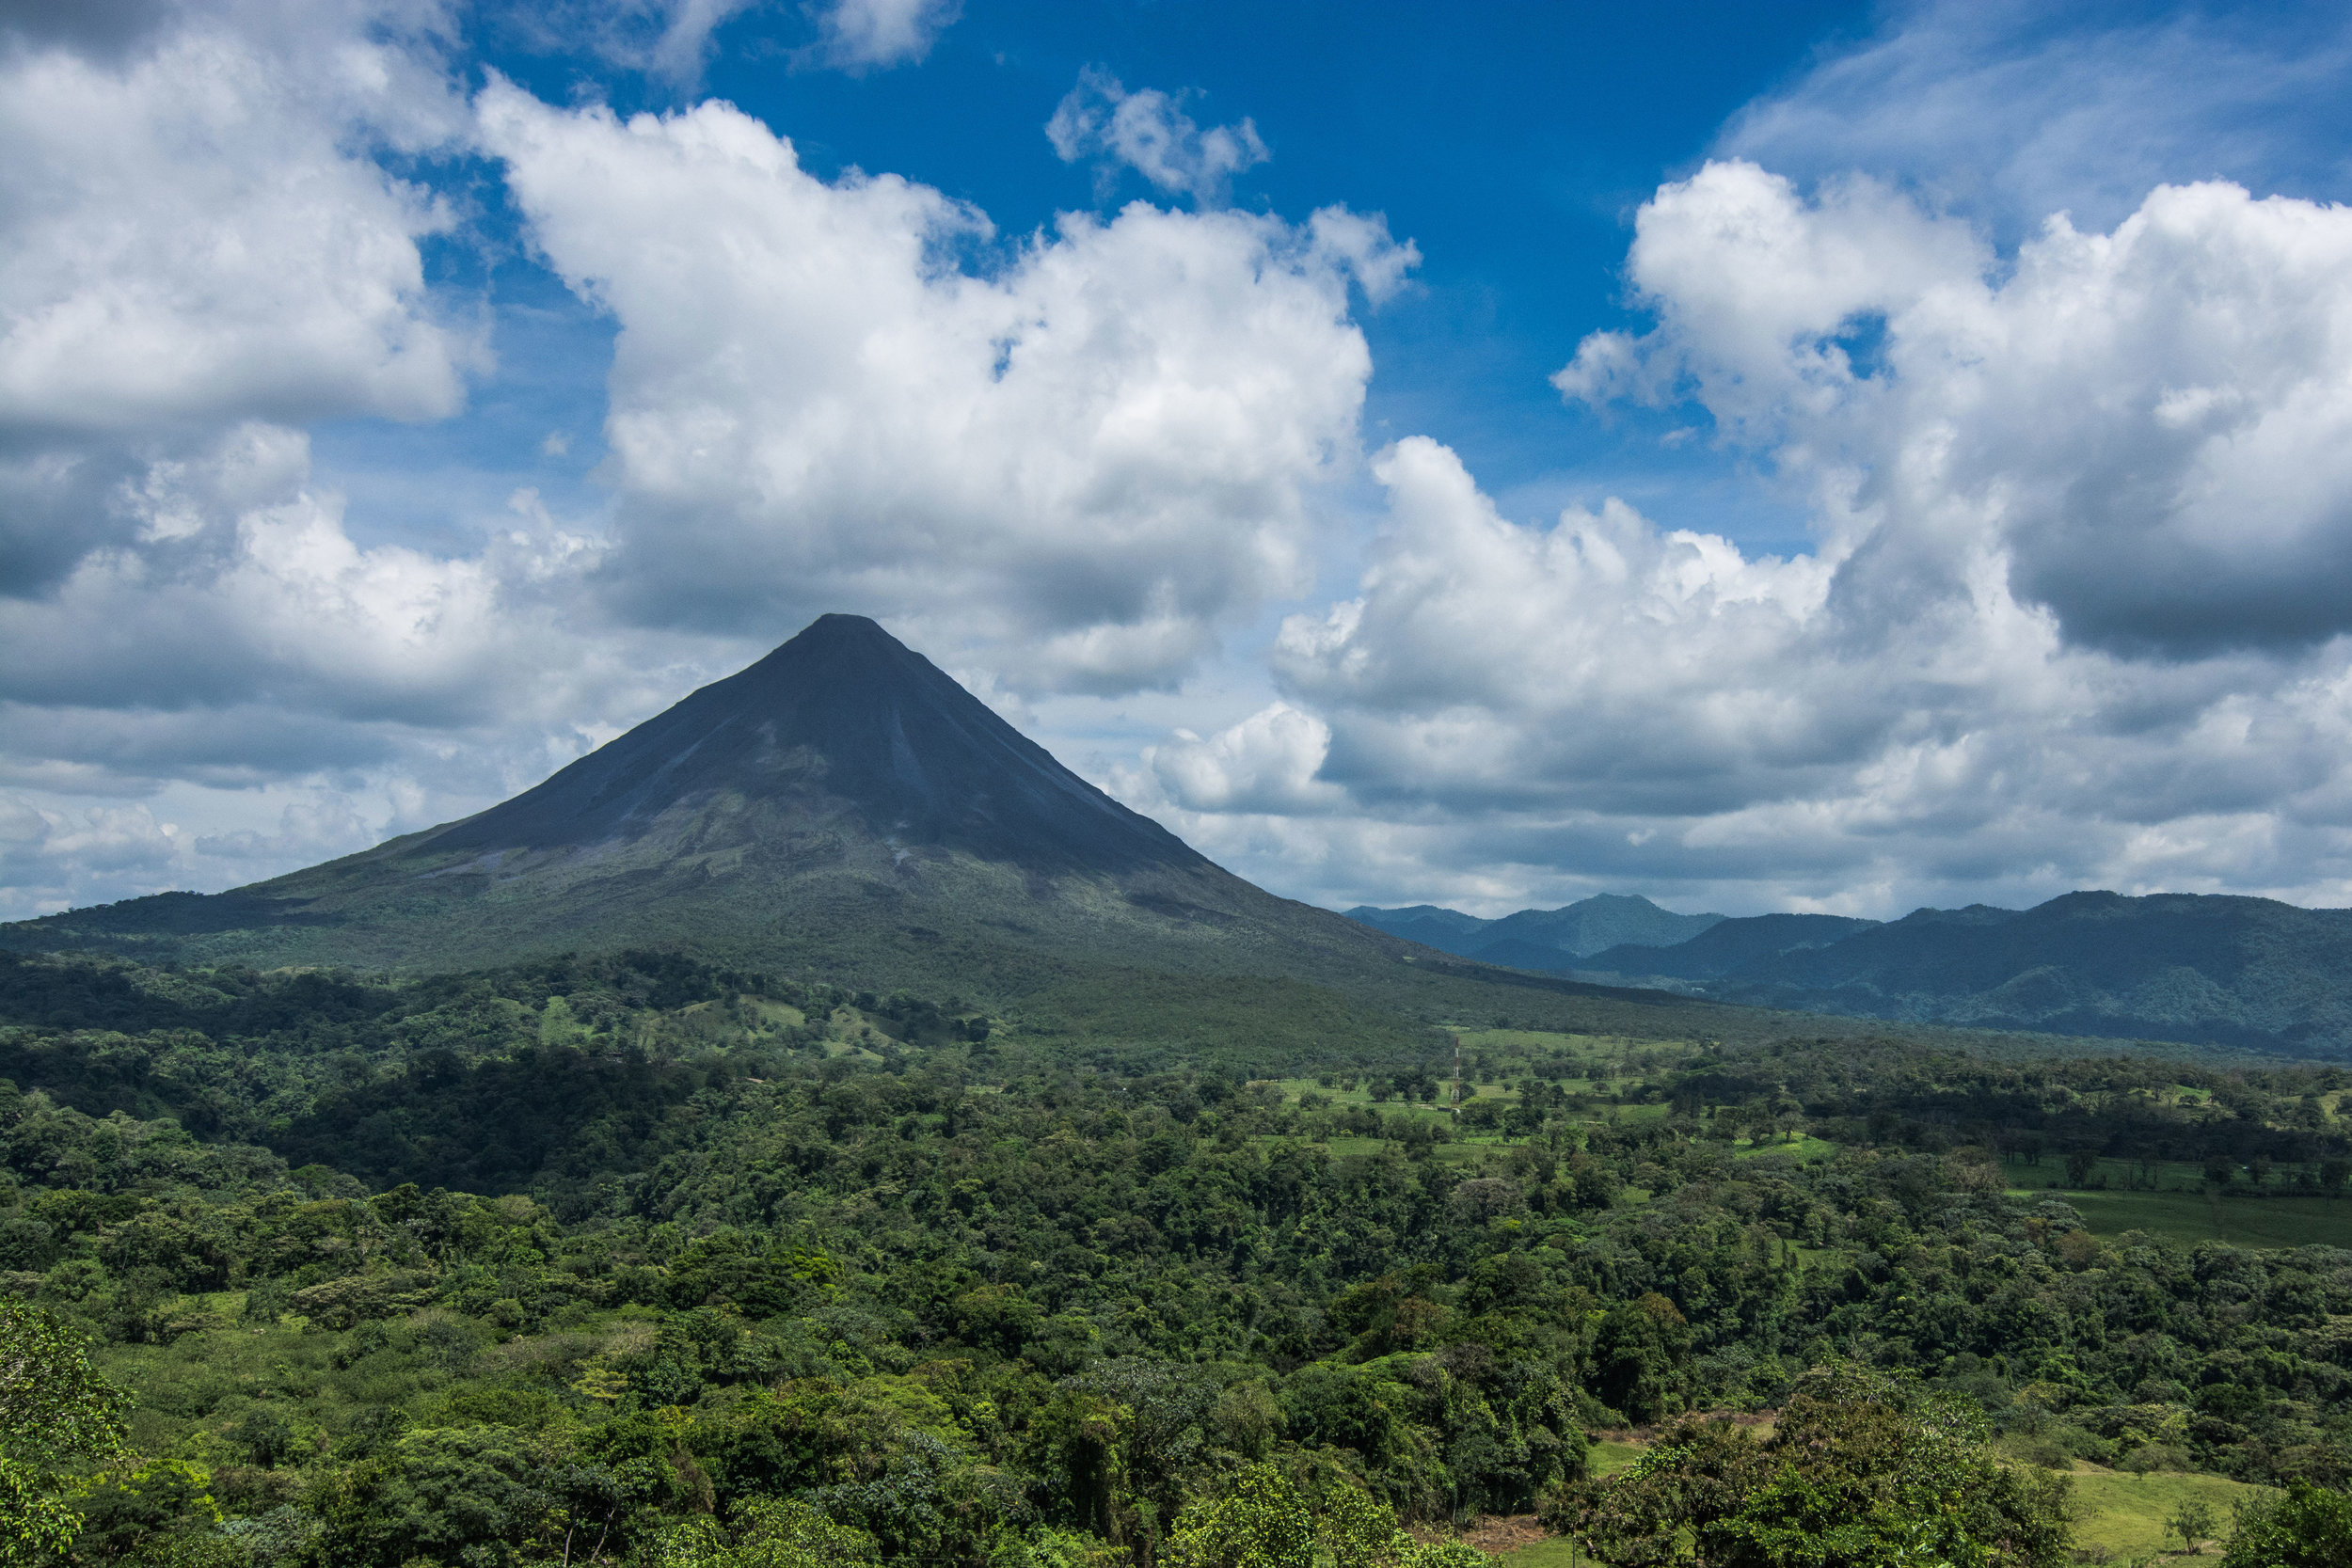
[1129, 162, 2352, 916]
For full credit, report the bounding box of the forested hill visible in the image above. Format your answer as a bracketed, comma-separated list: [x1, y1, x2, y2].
[1592, 892, 2352, 1053]
[6, 943, 2352, 1562]
[1346, 895, 1724, 966]
[1372, 890, 2352, 1055]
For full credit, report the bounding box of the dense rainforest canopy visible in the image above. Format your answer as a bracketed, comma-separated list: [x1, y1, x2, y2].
[1, 948, 2350, 1563]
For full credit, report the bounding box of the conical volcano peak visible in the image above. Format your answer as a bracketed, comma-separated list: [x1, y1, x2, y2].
[725, 612, 965, 705]
[798, 611, 896, 642]
[425, 613, 1206, 876]
[751, 611, 907, 667]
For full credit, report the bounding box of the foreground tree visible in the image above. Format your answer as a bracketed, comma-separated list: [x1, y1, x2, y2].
[1546, 1364, 2074, 1568]
[1165, 1465, 1486, 1568]
[2219, 1482, 2352, 1568]
[648, 1497, 882, 1568]
[2168, 1498, 2217, 1556]
[0, 1299, 133, 1565]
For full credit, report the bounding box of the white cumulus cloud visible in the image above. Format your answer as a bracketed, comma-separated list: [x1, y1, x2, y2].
[0, 2, 474, 443]
[479, 79, 1412, 694]
[0, 0, 482, 611]
[1562, 161, 2352, 657]
[1132, 702, 1346, 816]
[1047, 68, 1270, 208]
[803, 0, 959, 71]
[1223, 165, 2352, 916]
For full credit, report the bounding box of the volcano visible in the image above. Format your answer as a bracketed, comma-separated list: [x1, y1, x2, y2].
[432, 613, 1205, 876]
[7, 616, 1428, 996]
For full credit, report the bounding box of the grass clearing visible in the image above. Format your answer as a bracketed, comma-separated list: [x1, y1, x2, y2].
[1496, 1439, 2259, 1563]
[1492, 1536, 1585, 1568]
[2014, 1186, 2352, 1249]
[2067, 1466, 2265, 1559]
[1734, 1135, 1839, 1162]
[1588, 1439, 1647, 1479]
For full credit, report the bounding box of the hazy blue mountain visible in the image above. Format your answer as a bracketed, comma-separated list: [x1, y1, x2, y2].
[1580, 912, 1883, 981]
[1461, 937, 1587, 974]
[1344, 904, 1490, 937]
[1345, 894, 1724, 964]
[1343, 905, 1498, 958]
[1476, 894, 1724, 959]
[1700, 891, 2352, 1051]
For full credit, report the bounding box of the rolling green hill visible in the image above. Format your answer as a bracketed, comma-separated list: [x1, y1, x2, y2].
[1383, 890, 2352, 1056]
[1687, 891, 2352, 1053]
[1347, 894, 1725, 965]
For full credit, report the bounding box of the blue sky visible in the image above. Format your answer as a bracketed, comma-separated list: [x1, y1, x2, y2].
[344, 0, 1893, 561]
[6, 0, 2352, 921]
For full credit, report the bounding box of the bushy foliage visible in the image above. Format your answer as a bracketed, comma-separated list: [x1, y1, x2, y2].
[2219, 1481, 2352, 1567]
[1550, 1365, 2073, 1566]
[2, 950, 2352, 1562]
[0, 1300, 131, 1563]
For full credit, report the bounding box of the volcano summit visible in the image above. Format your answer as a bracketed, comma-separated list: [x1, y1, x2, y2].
[430, 614, 1206, 877]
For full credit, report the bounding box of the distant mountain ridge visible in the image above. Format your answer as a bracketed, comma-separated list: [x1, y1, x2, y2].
[1345, 894, 1724, 967]
[1581, 912, 1884, 981]
[1357, 891, 2352, 1052]
[1695, 892, 2352, 1051]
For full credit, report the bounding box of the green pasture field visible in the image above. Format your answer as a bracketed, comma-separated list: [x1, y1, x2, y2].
[2006, 1152, 2236, 1192]
[1588, 1439, 1646, 1479]
[1734, 1134, 1839, 1162]
[1494, 1535, 1585, 1568]
[1506, 1436, 2264, 1565]
[2069, 1466, 2266, 1559]
[2028, 1186, 2352, 1250]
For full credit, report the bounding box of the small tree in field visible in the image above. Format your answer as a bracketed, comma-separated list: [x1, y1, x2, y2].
[2169, 1497, 2217, 1555]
